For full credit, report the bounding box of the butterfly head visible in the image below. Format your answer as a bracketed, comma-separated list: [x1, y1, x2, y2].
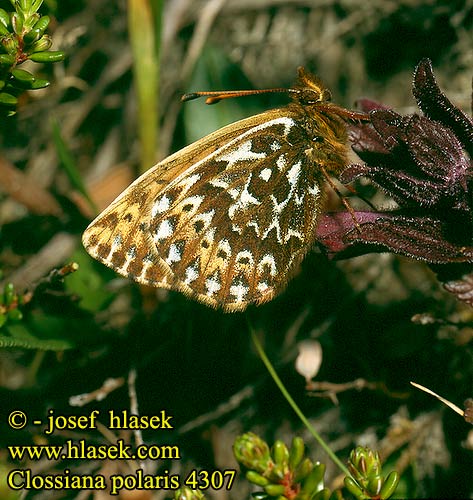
[292, 67, 332, 105]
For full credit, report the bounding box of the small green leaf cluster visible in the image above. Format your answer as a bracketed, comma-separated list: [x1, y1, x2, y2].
[233, 432, 333, 500]
[0, 282, 26, 328]
[344, 447, 399, 500]
[0, 0, 65, 114]
[173, 486, 206, 500]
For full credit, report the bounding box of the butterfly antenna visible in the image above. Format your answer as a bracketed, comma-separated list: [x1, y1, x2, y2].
[181, 88, 294, 105]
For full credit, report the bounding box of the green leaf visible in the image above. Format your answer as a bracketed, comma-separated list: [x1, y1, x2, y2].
[0, 8, 10, 29]
[29, 77, 49, 89]
[11, 67, 35, 82]
[31, 0, 44, 12]
[0, 54, 15, 66]
[52, 120, 98, 214]
[379, 472, 399, 500]
[0, 322, 73, 350]
[183, 49, 256, 144]
[29, 50, 64, 62]
[3, 282, 15, 305]
[24, 26, 41, 44]
[0, 92, 17, 105]
[28, 34, 52, 53]
[0, 22, 9, 35]
[11, 12, 23, 35]
[32, 14, 49, 33]
[65, 248, 116, 313]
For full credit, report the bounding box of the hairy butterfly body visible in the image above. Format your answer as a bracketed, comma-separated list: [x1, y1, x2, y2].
[82, 67, 366, 312]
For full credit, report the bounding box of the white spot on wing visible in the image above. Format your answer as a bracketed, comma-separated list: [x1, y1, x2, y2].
[260, 168, 272, 181]
[231, 224, 243, 234]
[228, 173, 260, 218]
[204, 227, 216, 243]
[277, 155, 287, 171]
[155, 219, 173, 241]
[152, 195, 171, 217]
[112, 234, 122, 249]
[240, 179, 260, 206]
[236, 250, 254, 266]
[228, 188, 239, 200]
[285, 228, 303, 242]
[308, 183, 321, 196]
[230, 282, 248, 303]
[194, 210, 215, 232]
[216, 140, 266, 167]
[287, 162, 301, 185]
[184, 264, 199, 284]
[179, 173, 201, 192]
[257, 282, 269, 292]
[209, 178, 229, 189]
[182, 195, 204, 211]
[217, 239, 232, 258]
[205, 275, 221, 296]
[166, 243, 182, 264]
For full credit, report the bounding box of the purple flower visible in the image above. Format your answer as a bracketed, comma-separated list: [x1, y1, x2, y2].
[317, 59, 473, 304]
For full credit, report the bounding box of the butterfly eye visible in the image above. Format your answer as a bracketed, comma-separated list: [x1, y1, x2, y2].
[312, 136, 324, 143]
[322, 89, 332, 101]
[301, 92, 320, 104]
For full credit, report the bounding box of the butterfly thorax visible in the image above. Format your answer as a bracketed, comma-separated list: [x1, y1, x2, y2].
[289, 67, 350, 176]
[288, 100, 349, 177]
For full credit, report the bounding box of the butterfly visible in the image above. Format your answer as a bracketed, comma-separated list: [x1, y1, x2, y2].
[82, 67, 368, 312]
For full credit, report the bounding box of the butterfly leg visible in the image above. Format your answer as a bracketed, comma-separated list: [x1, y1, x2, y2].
[320, 166, 361, 233]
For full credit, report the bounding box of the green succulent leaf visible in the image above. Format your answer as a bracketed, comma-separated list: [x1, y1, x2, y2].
[11, 67, 35, 82]
[3, 282, 15, 305]
[0, 53, 15, 66]
[0, 91, 17, 105]
[246, 470, 270, 487]
[301, 462, 326, 495]
[0, 21, 9, 35]
[29, 49, 64, 62]
[263, 483, 286, 497]
[29, 77, 49, 89]
[379, 472, 399, 500]
[288, 437, 305, 470]
[28, 34, 52, 53]
[10, 12, 23, 35]
[0, 8, 10, 29]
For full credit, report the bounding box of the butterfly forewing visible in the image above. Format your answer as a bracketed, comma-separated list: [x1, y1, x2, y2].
[83, 67, 354, 312]
[83, 108, 328, 311]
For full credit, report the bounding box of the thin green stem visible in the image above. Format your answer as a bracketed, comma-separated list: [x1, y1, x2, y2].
[251, 328, 352, 478]
[127, 0, 160, 173]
